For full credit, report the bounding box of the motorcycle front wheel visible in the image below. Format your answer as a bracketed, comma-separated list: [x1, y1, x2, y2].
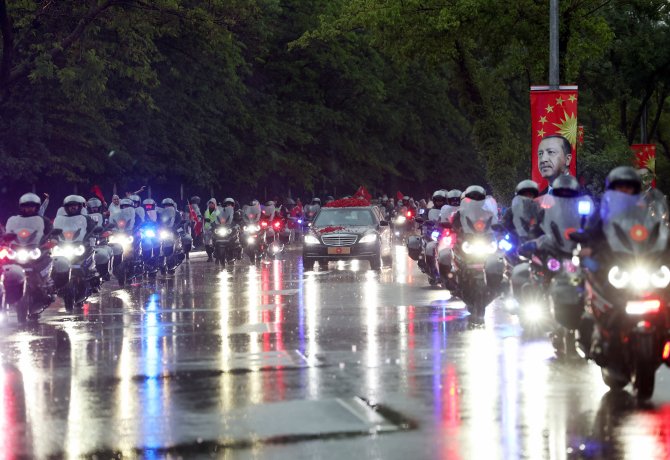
[15, 292, 30, 323]
[632, 335, 656, 400]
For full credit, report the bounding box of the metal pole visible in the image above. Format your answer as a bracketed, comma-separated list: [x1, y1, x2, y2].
[641, 103, 648, 143]
[549, 0, 560, 89]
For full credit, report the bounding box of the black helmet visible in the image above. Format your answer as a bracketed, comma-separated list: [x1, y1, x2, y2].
[605, 166, 641, 194]
[551, 175, 580, 198]
[515, 180, 539, 198]
[463, 185, 486, 201]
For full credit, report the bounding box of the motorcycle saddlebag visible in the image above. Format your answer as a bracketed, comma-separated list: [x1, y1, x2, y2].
[406, 236, 422, 261]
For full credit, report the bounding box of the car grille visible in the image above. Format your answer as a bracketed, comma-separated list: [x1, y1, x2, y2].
[321, 234, 358, 246]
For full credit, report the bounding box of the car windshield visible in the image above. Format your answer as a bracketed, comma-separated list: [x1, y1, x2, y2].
[314, 208, 375, 227]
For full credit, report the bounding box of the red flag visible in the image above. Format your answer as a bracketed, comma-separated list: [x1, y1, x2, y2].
[396, 191, 404, 201]
[188, 204, 203, 236]
[631, 144, 656, 188]
[353, 186, 371, 201]
[90, 185, 107, 206]
[530, 86, 579, 190]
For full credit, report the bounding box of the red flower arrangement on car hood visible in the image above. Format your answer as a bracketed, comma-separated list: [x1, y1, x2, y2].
[318, 226, 345, 234]
[324, 197, 370, 208]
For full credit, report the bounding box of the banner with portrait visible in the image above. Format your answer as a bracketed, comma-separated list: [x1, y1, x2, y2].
[530, 86, 579, 191]
[631, 144, 656, 189]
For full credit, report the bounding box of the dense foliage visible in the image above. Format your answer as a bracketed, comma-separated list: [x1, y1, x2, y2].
[0, 0, 668, 203]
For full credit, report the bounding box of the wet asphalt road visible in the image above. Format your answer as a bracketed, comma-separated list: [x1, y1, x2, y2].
[2, 246, 670, 459]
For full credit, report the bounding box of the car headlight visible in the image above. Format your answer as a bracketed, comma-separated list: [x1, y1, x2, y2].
[216, 227, 231, 237]
[304, 235, 320, 245]
[359, 234, 377, 244]
[462, 240, 497, 255]
[395, 215, 406, 224]
[159, 230, 173, 240]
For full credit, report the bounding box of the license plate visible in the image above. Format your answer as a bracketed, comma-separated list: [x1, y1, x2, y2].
[328, 247, 351, 255]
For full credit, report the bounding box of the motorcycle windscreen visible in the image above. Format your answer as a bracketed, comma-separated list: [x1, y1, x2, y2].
[263, 205, 276, 219]
[135, 207, 146, 222]
[109, 208, 135, 232]
[243, 205, 261, 223]
[439, 205, 458, 223]
[459, 197, 498, 235]
[5, 215, 45, 247]
[427, 208, 441, 222]
[220, 206, 234, 225]
[89, 213, 104, 227]
[601, 190, 669, 255]
[146, 210, 158, 222]
[160, 207, 176, 227]
[53, 215, 88, 242]
[536, 194, 593, 253]
[511, 195, 541, 238]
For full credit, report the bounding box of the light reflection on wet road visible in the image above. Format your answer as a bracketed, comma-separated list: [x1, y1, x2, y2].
[1, 247, 670, 458]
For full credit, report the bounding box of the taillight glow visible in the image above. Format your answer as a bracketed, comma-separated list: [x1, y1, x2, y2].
[0, 248, 11, 259]
[625, 299, 661, 315]
[663, 341, 670, 360]
[274, 221, 281, 229]
[261, 221, 268, 228]
[406, 211, 413, 218]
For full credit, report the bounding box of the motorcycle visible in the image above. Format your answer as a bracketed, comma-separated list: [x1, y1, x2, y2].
[0, 226, 63, 322]
[440, 197, 500, 317]
[212, 222, 242, 267]
[260, 217, 284, 259]
[392, 207, 416, 244]
[576, 190, 670, 399]
[158, 207, 186, 275]
[409, 209, 445, 286]
[52, 215, 101, 312]
[108, 208, 140, 286]
[139, 222, 162, 279]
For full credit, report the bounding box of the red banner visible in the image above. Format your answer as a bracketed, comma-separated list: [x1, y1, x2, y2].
[530, 86, 578, 191]
[631, 144, 656, 189]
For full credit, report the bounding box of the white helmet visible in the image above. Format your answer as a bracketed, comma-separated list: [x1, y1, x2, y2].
[119, 198, 134, 208]
[463, 186, 486, 201]
[63, 195, 86, 206]
[223, 197, 235, 206]
[19, 193, 41, 206]
[161, 198, 176, 207]
[431, 190, 447, 201]
[130, 194, 141, 206]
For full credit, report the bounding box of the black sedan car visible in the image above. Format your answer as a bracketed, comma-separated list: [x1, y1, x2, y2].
[302, 206, 393, 270]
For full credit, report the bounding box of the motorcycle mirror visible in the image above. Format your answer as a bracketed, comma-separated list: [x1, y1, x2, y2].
[439, 222, 452, 229]
[491, 223, 504, 232]
[569, 231, 589, 244]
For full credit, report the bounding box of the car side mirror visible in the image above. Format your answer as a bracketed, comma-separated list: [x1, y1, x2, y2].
[379, 220, 389, 227]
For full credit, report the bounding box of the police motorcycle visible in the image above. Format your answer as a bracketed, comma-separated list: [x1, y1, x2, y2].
[408, 190, 448, 286]
[212, 198, 242, 266]
[52, 196, 102, 311]
[392, 196, 417, 244]
[1, 194, 65, 322]
[108, 199, 140, 286]
[516, 178, 594, 353]
[159, 198, 188, 272]
[282, 198, 302, 244]
[130, 194, 145, 224]
[260, 201, 285, 258]
[86, 197, 114, 282]
[242, 200, 264, 264]
[138, 216, 162, 279]
[164, 199, 192, 257]
[573, 167, 670, 399]
[439, 187, 500, 317]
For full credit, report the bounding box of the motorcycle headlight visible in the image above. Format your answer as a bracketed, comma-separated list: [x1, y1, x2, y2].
[142, 229, 156, 238]
[216, 227, 231, 237]
[608, 266, 630, 289]
[304, 235, 320, 245]
[244, 225, 260, 233]
[0, 247, 15, 260]
[651, 266, 670, 289]
[462, 240, 496, 255]
[109, 234, 133, 247]
[395, 215, 406, 224]
[359, 234, 377, 244]
[159, 230, 173, 240]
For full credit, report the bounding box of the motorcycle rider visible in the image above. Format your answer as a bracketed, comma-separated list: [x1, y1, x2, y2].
[440, 189, 462, 223]
[86, 198, 106, 228]
[420, 190, 448, 283]
[143, 198, 158, 222]
[203, 198, 221, 261]
[502, 180, 541, 243]
[304, 198, 321, 222]
[7, 193, 54, 235]
[220, 198, 236, 225]
[130, 194, 145, 223]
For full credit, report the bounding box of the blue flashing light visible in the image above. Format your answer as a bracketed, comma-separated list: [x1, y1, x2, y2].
[578, 200, 592, 216]
[431, 230, 440, 241]
[499, 237, 514, 252]
[143, 229, 156, 238]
